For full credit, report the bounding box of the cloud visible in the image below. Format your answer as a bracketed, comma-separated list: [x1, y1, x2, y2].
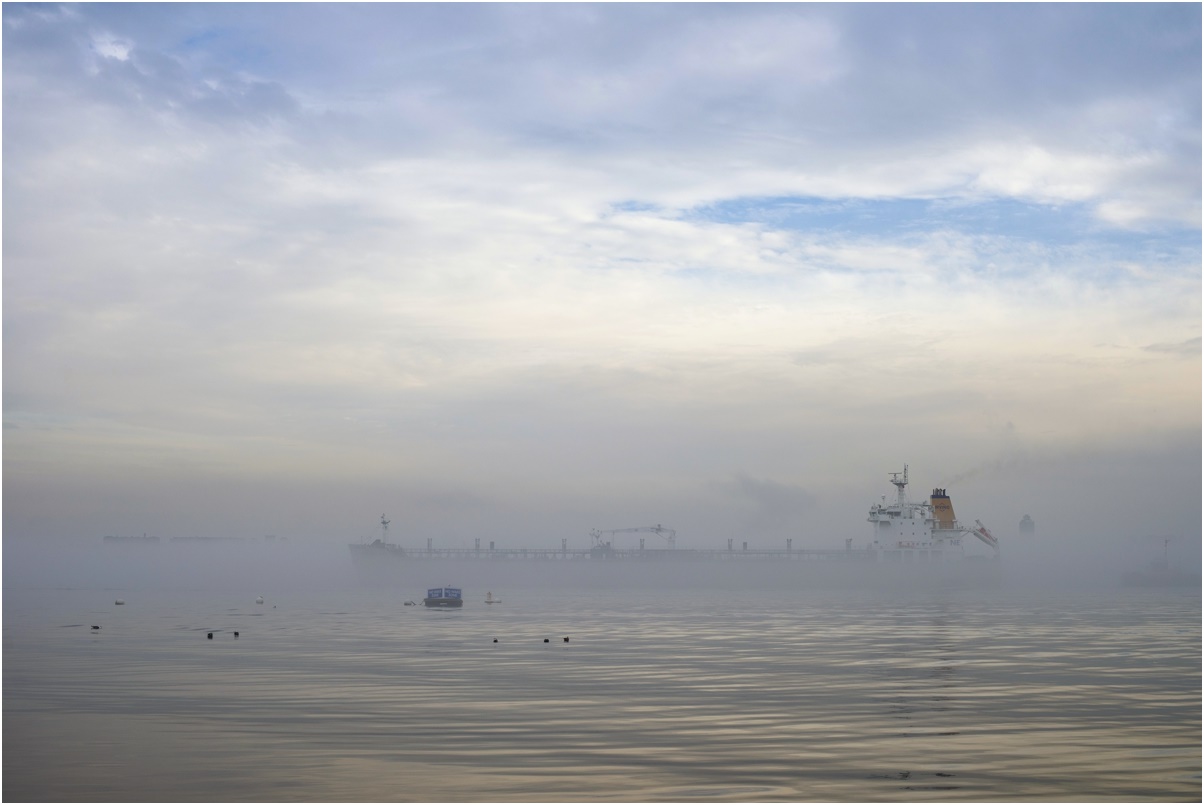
[3, 4, 1198, 548]
[90, 33, 131, 62]
[1143, 337, 1202, 357]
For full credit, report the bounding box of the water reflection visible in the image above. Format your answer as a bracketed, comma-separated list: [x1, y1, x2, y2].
[3, 587, 1199, 802]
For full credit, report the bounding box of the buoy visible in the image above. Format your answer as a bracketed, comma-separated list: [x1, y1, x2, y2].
[234, 631, 240, 638]
[563, 637, 570, 643]
[91, 625, 100, 630]
[256, 597, 264, 605]
[114, 599, 125, 605]
[492, 638, 498, 643]
[207, 632, 213, 639]
[543, 638, 549, 643]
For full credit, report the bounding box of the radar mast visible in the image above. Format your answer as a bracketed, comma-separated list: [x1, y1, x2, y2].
[889, 465, 909, 506]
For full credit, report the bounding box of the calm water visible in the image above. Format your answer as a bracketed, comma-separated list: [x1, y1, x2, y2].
[3, 581, 1200, 802]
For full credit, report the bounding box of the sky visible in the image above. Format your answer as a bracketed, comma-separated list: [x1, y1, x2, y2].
[3, 3, 1200, 565]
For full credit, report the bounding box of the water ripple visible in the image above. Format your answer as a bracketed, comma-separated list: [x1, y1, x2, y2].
[4, 586, 1199, 801]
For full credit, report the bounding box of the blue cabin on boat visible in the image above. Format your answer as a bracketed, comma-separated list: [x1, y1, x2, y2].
[423, 587, 463, 608]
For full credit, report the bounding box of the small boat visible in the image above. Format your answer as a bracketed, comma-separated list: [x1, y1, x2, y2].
[114, 599, 125, 605]
[485, 591, 501, 604]
[423, 587, 463, 608]
[403, 600, 416, 606]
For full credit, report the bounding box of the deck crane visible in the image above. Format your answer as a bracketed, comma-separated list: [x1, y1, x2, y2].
[589, 524, 677, 549]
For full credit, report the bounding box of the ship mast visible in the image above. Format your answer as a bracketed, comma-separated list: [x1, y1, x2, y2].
[381, 514, 391, 544]
[889, 465, 909, 507]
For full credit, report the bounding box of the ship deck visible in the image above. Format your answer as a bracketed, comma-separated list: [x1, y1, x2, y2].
[351, 545, 878, 562]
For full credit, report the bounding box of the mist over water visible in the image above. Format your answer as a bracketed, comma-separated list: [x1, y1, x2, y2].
[5, 3, 1199, 800]
[4, 535, 1200, 802]
[6, 518, 1198, 595]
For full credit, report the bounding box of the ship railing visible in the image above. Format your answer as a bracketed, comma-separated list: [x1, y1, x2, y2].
[380, 546, 880, 562]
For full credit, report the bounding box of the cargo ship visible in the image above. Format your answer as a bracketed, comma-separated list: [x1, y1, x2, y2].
[347, 466, 999, 574]
[349, 514, 405, 558]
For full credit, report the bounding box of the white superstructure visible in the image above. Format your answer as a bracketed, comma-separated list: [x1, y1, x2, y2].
[866, 465, 998, 562]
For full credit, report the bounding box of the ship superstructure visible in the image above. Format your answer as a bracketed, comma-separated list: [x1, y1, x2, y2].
[866, 465, 998, 562]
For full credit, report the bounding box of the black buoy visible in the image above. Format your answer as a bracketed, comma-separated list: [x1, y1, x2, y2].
[234, 631, 240, 638]
[563, 637, 570, 643]
[543, 638, 549, 643]
[492, 638, 498, 643]
[207, 632, 213, 639]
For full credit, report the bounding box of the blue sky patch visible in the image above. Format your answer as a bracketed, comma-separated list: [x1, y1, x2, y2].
[685, 195, 1199, 258]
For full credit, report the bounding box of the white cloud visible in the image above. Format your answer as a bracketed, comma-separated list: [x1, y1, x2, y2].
[3, 3, 1199, 546]
[90, 33, 130, 61]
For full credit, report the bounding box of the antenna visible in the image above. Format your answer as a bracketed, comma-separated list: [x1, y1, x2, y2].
[889, 464, 909, 506]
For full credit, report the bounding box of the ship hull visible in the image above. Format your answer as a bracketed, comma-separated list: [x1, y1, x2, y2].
[423, 598, 464, 608]
[349, 549, 999, 591]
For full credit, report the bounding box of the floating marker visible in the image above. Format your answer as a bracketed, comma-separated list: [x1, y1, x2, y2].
[207, 633, 213, 639]
[492, 638, 498, 643]
[563, 637, 570, 643]
[91, 625, 100, 630]
[543, 638, 549, 643]
[234, 632, 240, 638]
[256, 597, 264, 605]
